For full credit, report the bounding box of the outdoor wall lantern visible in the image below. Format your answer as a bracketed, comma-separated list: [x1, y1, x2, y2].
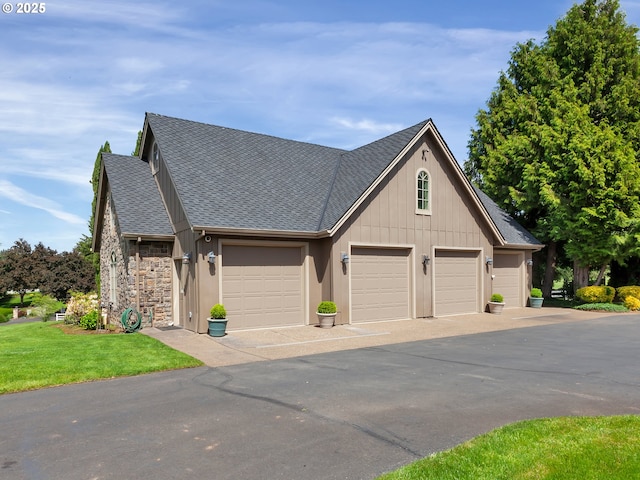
[182, 252, 192, 264]
[422, 254, 430, 266]
[341, 252, 350, 264]
[526, 259, 534, 266]
[485, 256, 493, 266]
[207, 251, 216, 264]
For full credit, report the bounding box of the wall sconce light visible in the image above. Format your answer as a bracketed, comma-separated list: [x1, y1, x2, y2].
[182, 252, 192, 264]
[422, 254, 430, 266]
[207, 251, 216, 264]
[485, 256, 493, 266]
[526, 259, 534, 266]
[341, 252, 349, 264]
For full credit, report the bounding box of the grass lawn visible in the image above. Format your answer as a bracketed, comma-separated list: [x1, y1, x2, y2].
[377, 416, 640, 480]
[0, 321, 203, 394]
[0, 293, 39, 322]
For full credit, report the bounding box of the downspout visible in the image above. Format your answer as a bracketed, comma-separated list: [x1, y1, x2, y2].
[136, 237, 141, 313]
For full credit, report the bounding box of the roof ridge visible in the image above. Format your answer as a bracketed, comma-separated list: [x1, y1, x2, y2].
[146, 112, 348, 153]
[315, 152, 344, 231]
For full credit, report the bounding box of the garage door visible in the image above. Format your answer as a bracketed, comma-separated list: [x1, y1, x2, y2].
[222, 245, 304, 330]
[492, 253, 523, 308]
[434, 250, 479, 316]
[351, 247, 411, 323]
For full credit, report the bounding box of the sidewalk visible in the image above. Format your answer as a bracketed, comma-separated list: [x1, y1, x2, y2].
[141, 307, 606, 368]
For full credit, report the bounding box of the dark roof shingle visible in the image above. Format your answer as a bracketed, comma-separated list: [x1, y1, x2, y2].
[102, 153, 173, 236]
[102, 113, 540, 248]
[147, 113, 345, 232]
[473, 186, 542, 246]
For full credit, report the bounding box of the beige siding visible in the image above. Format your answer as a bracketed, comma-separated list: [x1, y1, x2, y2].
[196, 236, 220, 332]
[175, 229, 199, 332]
[308, 239, 333, 325]
[149, 134, 189, 231]
[332, 131, 495, 323]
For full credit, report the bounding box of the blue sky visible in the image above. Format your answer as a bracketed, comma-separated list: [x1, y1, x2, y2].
[1, 0, 639, 253]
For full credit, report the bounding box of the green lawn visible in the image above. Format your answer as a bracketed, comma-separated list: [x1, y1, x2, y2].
[378, 416, 640, 480]
[0, 293, 39, 322]
[0, 321, 203, 394]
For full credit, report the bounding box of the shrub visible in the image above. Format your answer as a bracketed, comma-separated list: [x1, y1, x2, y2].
[616, 286, 640, 302]
[574, 303, 629, 312]
[490, 293, 504, 303]
[575, 286, 615, 304]
[530, 288, 543, 298]
[30, 293, 64, 321]
[66, 292, 99, 323]
[624, 296, 640, 311]
[317, 301, 337, 314]
[209, 304, 226, 319]
[79, 310, 99, 330]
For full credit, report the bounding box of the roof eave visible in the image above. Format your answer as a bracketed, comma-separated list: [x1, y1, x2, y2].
[121, 233, 175, 242]
[91, 160, 108, 252]
[496, 243, 545, 251]
[192, 225, 330, 239]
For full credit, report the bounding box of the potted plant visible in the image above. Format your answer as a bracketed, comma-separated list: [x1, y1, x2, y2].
[207, 303, 227, 337]
[317, 301, 337, 328]
[488, 293, 505, 314]
[529, 288, 544, 308]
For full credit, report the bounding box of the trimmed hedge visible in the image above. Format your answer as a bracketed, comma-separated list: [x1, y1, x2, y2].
[624, 296, 640, 311]
[575, 286, 615, 304]
[616, 286, 640, 302]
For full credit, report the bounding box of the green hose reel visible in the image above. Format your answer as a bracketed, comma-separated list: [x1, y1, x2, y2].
[120, 308, 142, 333]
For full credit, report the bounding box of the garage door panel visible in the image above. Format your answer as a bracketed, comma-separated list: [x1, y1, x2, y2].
[434, 250, 479, 316]
[222, 245, 304, 329]
[351, 248, 410, 323]
[492, 253, 522, 307]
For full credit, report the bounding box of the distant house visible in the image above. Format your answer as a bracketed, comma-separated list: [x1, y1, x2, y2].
[92, 113, 542, 332]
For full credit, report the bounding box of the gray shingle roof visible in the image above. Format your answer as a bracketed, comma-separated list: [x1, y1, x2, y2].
[473, 186, 542, 246]
[147, 113, 345, 232]
[102, 153, 173, 236]
[318, 120, 431, 230]
[107, 113, 540, 248]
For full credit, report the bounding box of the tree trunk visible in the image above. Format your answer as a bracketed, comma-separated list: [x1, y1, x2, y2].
[573, 259, 589, 292]
[542, 241, 557, 298]
[19, 291, 25, 307]
[593, 264, 608, 286]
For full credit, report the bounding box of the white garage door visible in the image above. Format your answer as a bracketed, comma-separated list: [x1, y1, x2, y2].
[434, 250, 479, 316]
[351, 247, 411, 323]
[222, 245, 304, 330]
[492, 253, 523, 308]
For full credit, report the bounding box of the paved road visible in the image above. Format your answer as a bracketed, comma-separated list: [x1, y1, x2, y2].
[1, 314, 639, 479]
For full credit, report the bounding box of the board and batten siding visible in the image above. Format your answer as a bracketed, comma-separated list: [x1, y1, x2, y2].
[331, 132, 495, 322]
[149, 135, 189, 232]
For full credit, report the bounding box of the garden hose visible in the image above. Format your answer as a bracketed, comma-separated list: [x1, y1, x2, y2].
[121, 308, 142, 333]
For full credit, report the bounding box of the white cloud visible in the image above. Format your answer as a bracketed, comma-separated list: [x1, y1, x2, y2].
[331, 117, 403, 136]
[0, 180, 86, 225]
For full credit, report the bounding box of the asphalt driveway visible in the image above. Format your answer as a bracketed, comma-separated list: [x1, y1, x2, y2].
[1, 313, 639, 479]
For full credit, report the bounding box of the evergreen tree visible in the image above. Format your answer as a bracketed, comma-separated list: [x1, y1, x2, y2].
[465, 0, 640, 292]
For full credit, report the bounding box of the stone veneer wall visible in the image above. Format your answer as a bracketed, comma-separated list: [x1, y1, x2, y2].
[99, 193, 174, 328]
[99, 194, 131, 326]
[127, 243, 173, 327]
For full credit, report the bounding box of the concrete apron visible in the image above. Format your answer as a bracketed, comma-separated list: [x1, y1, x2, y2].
[141, 307, 613, 368]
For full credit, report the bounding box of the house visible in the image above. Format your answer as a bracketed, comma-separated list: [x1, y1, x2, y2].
[92, 113, 542, 332]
